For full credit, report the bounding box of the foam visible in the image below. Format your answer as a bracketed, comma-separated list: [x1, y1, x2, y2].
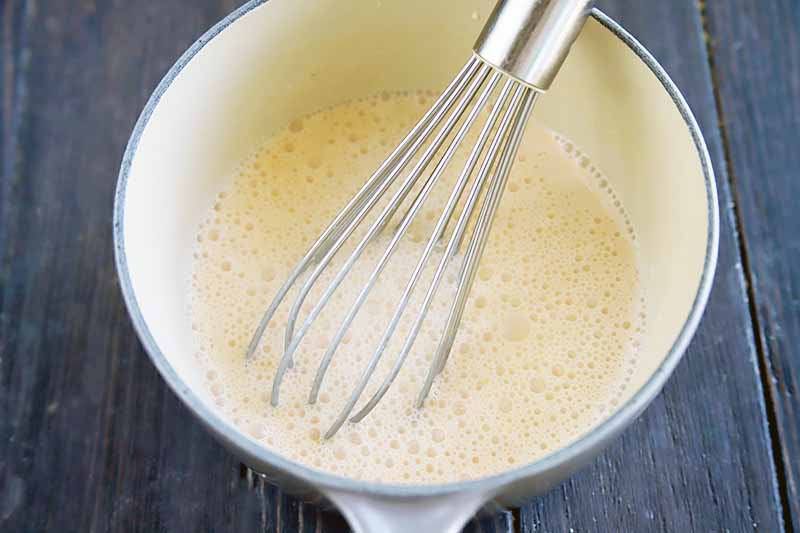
[188, 91, 646, 484]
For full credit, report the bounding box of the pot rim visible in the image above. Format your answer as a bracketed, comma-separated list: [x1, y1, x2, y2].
[113, 1, 720, 498]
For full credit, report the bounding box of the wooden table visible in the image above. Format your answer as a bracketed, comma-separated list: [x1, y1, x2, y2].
[1, 1, 797, 531]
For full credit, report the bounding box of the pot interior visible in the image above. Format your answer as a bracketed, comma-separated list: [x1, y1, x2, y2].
[120, 0, 711, 481]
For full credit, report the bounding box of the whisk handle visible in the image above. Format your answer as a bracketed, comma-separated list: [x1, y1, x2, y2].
[474, 0, 594, 91]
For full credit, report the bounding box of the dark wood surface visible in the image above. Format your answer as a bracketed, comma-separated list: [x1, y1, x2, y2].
[702, 2, 800, 530]
[0, 0, 796, 531]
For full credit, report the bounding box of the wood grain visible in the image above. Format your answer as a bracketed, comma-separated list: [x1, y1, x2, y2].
[0, 0, 790, 531]
[519, 0, 786, 530]
[703, 1, 800, 530]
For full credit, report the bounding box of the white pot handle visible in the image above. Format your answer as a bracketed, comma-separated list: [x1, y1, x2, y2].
[325, 489, 492, 533]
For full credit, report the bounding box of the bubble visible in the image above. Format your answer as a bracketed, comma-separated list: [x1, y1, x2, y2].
[499, 398, 512, 413]
[501, 313, 530, 342]
[530, 377, 546, 393]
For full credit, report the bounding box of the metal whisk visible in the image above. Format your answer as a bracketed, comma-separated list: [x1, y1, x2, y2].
[247, 0, 594, 438]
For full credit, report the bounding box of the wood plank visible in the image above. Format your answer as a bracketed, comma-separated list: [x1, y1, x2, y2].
[0, 0, 513, 531]
[703, 1, 800, 529]
[520, 1, 786, 530]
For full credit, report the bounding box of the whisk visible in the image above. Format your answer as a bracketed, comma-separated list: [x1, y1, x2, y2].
[247, 0, 594, 438]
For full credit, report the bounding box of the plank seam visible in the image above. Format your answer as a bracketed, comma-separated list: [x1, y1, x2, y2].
[511, 506, 520, 533]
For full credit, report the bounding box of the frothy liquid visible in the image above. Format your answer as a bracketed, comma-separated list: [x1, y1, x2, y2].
[189, 90, 645, 484]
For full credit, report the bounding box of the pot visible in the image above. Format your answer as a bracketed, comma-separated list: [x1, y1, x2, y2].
[114, 1, 719, 531]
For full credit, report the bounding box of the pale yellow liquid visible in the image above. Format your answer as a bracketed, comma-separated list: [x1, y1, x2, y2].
[189, 91, 645, 484]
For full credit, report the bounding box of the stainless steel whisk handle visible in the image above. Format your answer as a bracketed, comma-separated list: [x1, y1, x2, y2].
[474, 0, 594, 91]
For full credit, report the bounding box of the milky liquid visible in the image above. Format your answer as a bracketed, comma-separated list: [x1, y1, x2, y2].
[189, 90, 645, 484]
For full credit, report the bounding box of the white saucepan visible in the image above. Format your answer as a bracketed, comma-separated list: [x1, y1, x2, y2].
[114, 1, 719, 531]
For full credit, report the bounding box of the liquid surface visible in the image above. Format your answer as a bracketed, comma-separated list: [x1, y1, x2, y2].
[189, 91, 645, 484]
